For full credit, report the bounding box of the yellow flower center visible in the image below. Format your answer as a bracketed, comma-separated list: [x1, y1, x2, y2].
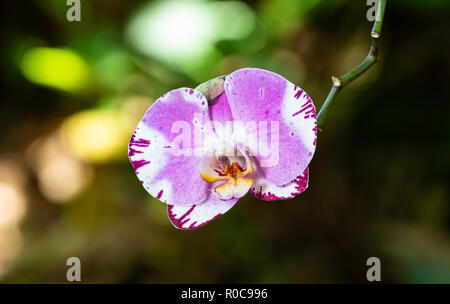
[198, 150, 254, 200]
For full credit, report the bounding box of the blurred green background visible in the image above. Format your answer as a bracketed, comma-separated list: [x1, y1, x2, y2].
[1, 0, 449, 283]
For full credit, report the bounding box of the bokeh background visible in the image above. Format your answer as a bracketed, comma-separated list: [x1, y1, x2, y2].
[1, 0, 449, 283]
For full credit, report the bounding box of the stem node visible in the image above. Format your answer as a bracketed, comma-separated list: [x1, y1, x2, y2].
[316, 0, 387, 128]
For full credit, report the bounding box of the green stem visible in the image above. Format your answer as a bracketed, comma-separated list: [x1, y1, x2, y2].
[316, 0, 387, 128]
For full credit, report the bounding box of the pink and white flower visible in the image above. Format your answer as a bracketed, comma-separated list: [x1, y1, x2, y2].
[129, 68, 317, 230]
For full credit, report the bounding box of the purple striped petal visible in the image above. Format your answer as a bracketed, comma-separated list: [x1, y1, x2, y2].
[167, 193, 238, 230]
[129, 88, 211, 206]
[250, 167, 309, 201]
[224, 68, 317, 186]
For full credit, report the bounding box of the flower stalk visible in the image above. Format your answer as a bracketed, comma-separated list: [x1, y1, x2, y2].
[316, 0, 387, 128]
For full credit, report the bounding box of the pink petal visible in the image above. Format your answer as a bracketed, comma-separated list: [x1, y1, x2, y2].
[129, 88, 211, 206]
[250, 167, 309, 201]
[224, 68, 317, 185]
[208, 92, 233, 125]
[167, 193, 238, 230]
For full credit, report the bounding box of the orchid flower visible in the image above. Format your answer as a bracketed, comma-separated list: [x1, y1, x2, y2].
[129, 68, 317, 230]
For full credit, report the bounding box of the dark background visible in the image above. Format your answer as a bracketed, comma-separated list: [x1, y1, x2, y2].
[0, 0, 449, 283]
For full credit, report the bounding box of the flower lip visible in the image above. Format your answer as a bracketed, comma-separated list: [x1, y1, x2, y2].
[222, 161, 247, 179]
[199, 144, 254, 200]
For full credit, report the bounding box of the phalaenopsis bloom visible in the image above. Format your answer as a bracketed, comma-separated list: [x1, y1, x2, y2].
[129, 68, 317, 230]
